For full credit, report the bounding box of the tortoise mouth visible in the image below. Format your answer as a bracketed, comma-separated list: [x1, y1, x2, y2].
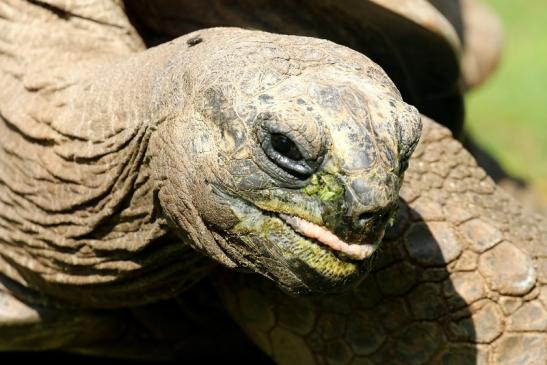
[278, 213, 378, 261]
[213, 185, 381, 265]
[211, 185, 384, 293]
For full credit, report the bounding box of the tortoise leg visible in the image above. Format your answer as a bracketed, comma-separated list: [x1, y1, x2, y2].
[0, 276, 164, 359]
[216, 118, 547, 365]
[0, 273, 272, 362]
[126, 279, 274, 363]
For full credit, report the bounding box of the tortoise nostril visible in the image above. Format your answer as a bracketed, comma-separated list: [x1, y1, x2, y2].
[355, 206, 393, 228]
[357, 212, 376, 227]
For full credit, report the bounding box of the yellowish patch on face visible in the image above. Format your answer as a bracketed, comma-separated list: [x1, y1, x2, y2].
[302, 173, 344, 202]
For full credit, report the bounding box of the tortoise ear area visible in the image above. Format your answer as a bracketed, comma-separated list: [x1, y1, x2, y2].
[396, 105, 422, 165]
[200, 88, 237, 124]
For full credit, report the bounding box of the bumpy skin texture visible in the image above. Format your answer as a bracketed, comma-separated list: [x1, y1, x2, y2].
[146, 28, 421, 296]
[0, 1, 545, 363]
[126, 0, 464, 135]
[218, 118, 547, 365]
[0, 0, 420, 306]
[0, 16, 421, 308]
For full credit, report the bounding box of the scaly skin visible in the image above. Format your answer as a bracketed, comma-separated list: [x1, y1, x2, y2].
[217, 118, 547, 365]
[1, 0, 419, 310]
[0, 1, 544, 363]
[2, 117, 543, 362]
[125, 0, 464, 134]
[0, 19, 420, 306]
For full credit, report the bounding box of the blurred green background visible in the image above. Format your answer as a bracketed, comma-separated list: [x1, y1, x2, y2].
[466, 0, 547, 201]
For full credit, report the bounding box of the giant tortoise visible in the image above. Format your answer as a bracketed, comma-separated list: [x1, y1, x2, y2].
[0, 1, 544, 364]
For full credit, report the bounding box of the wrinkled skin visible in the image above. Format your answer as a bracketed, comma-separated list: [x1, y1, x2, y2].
[125, 0, 465, 135]
[0, 1, 545, 364]
[0, 23, 420, 302]
[157, 32, 422, 294]
[217, 117, 547, 365]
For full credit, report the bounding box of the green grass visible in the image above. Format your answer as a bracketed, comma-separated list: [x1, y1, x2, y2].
[466, 0, 547, 198]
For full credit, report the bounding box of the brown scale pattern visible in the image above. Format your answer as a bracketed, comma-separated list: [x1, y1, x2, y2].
[218, 118, 547, 365]
[0, 1, 544, 362]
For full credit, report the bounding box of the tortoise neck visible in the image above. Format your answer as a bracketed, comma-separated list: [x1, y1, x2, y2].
[0, 43, 215, 308]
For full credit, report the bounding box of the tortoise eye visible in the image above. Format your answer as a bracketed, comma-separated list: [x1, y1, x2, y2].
[271, 133, 303, 161]
[261, 132, 313, 180]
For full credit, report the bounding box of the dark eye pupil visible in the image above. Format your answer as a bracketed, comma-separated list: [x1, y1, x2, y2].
[271, 134, 302, 160]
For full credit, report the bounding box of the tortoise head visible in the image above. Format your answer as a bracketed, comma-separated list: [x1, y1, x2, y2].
[150, 29, 421, 294]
